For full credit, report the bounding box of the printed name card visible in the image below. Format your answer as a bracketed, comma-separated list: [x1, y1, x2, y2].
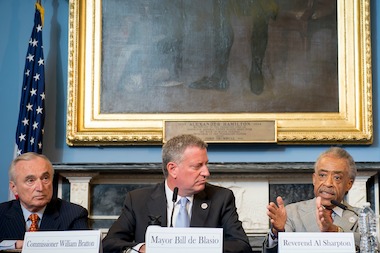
[145, 226, 223, 253]
[22, 230, 102, 253]
[278, 232, 355, 253]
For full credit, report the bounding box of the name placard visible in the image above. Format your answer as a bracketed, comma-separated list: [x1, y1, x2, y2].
[22, 230, 102, 253]
[278, 232, 355, 253]
[145, 226, 223, 253]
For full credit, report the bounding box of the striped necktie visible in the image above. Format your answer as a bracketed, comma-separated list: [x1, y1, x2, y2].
[28, 213, 39, 232]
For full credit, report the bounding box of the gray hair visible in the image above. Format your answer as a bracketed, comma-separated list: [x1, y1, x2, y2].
[314, 147, 357, 181]
[9, 152, 54, 181]
[162, 134, 208, 177]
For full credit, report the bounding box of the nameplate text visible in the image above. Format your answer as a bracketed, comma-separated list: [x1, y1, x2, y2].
[145, 226, 223, 253]
[278, 232, 355, 253]
[22, 230, 102, 253]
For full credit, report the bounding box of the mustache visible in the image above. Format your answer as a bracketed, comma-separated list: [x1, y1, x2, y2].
[318, 188, 335, 195]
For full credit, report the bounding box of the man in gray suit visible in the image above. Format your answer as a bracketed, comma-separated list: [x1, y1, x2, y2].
[263, 147, 360, 252]
[0, 152, 89, 250]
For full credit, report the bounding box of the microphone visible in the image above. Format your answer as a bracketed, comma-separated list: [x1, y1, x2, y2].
[331, 200, 359, 216]
[170, 187, 179, 227]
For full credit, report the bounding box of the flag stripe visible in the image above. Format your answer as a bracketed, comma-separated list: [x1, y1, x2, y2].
[15, 3, 45, 156]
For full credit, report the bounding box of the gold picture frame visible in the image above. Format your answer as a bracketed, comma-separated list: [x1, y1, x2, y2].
[67, 0, 372, 146]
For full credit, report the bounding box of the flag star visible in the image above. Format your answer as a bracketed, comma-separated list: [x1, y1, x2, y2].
[31, 39, 38, 47]
[19, 133, 26, 142]
[22, 118, 29, 126]
[33, 73, 40, 81]
[26, 103, 33, 111]
[16, 7, 46, 154]
[30, 88, 37, 96]
[26, 54, 34, 62]
[38, 58, 44, 66]
[36, 106, 43, 114]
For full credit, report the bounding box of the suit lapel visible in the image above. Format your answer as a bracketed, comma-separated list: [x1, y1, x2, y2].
[40, 200, 60, 230]
[5, 201, 26, 237]
[146, 183, 168, 227]
[334, 200, 358, 231]
[191, 190, 211, 227]
[299, 198, 320, 232]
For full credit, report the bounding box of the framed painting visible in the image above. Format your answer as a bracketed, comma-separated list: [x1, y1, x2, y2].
[66, 0, 372, 145]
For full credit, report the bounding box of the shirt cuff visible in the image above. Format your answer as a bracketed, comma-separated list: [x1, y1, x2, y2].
[0, 240, 17, 250]
[268, 229, 278, 247]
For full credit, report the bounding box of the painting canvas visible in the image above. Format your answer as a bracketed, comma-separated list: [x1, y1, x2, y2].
[101, 0, 338, 113]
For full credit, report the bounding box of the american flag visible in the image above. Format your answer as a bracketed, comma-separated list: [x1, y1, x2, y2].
[15, 3, 45, 156]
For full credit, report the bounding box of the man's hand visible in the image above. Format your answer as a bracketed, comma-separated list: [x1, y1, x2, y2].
[15, 240, 23, 249]
[316, 196, 338, 232]
[267, 196, 287, 236]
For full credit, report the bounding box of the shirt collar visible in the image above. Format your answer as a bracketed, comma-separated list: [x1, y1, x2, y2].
[332, 203, 344, 217]
[20, 203, 46, 222]
[165, 180, 194, 208]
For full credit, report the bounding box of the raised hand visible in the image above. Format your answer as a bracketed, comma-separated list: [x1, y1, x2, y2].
[267, 196, 287, 235]
[316, 196, 337, 232]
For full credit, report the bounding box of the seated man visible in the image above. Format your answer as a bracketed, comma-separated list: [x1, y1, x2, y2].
[0, 152, 89, 250]
[263, 147, 360, 253]
[102, 134, 252, 253]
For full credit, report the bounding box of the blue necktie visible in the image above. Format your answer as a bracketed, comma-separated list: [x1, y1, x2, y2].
[176, 197, 190, 227]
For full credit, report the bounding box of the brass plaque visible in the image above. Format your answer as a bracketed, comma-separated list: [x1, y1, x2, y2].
[164, 121, 277, 143]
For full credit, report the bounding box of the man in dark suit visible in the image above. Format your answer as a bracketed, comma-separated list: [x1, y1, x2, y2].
[102, 134, 252, 253]
[263, 147, 360, 252]
[0, 152, 89, 250]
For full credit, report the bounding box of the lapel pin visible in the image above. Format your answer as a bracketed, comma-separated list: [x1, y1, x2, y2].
[201, 203, 208, 209]
[349, 216, 356, 223]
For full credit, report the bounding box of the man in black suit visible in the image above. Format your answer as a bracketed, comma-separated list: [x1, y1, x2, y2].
[0, 152, 89, 250]
[102, 134, 252, 253]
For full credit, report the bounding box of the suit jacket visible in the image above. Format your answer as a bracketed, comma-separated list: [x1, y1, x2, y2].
[0, 198, 89, 241]
[102, 182, 252, 253]
[262, 198, 360, 253]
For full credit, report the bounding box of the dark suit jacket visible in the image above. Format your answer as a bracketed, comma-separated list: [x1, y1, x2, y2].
[0, 198, 89, 241]
[102, 182, 252, 253]
[262, 198, 360, 253]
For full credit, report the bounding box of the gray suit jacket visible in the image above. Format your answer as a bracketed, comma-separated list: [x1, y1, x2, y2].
[102, 182, 252, 253]
[263, 198, 359, 253]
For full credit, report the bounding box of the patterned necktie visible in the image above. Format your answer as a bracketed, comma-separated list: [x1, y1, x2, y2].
[28, 213, 39, 232]
[326, 209, 333, 221]
[176, 197, 190, 227]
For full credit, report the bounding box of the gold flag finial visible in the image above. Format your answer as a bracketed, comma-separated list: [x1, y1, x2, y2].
[35, 2, 44, 27]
